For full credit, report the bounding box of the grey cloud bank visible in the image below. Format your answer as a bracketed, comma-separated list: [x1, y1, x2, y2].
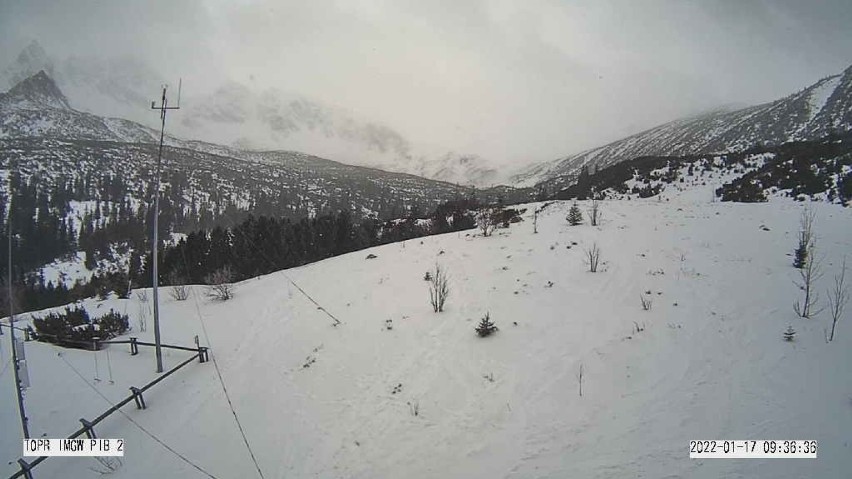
[2, 0, 851, 167]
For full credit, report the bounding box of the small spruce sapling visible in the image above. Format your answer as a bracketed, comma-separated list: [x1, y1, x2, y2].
[567, 202, 583, 226]
[783, 325, 796, 342]
[476, 312, 498, 337]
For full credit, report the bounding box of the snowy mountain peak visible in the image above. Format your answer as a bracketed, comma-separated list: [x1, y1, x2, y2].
[0, 42, 505, 186]
[2, 40, 55, 88]
[3, 70, 71, 110]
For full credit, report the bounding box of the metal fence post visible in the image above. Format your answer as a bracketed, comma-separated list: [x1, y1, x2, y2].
[129, 387, 146, 410]
[79, 418, 96, 439]
[17, 458, 34, 479]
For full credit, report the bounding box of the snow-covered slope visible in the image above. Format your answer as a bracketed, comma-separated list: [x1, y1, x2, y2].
[3, 189, 850, 477]
[515, 65, 852, 186]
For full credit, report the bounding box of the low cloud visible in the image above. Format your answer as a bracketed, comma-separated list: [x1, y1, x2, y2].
[2, 0, 851, 166]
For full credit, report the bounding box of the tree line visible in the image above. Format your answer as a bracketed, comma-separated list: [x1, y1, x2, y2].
[144, 198, 480, 288]
[1, 197, 481, 313]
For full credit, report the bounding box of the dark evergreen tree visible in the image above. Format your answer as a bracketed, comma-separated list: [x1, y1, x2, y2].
[475, 312, 498, 337]
[567, 202, 583, 226]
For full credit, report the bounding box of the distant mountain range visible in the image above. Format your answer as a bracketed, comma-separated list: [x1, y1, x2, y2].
[0, 70, 524, 222]
[6, 41, 851, 191]
[0, 68, 531, 293]
[1, 41, 501, 187]
[514, 64, 852, 187]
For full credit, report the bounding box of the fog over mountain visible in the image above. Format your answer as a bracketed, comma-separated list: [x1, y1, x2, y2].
[2, 0, 851, 182]
[0, 41, 501, 186]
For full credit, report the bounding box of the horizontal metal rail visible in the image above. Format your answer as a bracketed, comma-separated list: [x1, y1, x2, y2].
[8, 347, 205, 479]
[127, 340, 201, 353]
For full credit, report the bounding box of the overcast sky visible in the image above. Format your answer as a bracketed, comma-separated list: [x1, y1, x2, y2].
[2, 0, 851, 165]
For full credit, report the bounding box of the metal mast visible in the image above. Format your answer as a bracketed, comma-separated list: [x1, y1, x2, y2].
[150, 82, 180, 373]
[8, 209, 29, 438]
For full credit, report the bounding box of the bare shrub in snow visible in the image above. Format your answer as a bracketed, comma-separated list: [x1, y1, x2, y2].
[793, 206, 815, 269]
[793, 242, 823, 318]
[640, 294, 653, 311]
[585, 243, 601, 273]
[168, 271, 190, 301]
[587, 199, 602, 226]
[476, 206, 498, 237]
[577, 363, 584, 397]
[827, 257, 849, 342]
[205, 266, 235, 301]
[533, 208, 539, 234]
[429, 264, 450, 312]
[135, 290, 149, 332]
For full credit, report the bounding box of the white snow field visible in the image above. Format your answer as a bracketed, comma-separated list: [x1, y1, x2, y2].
[2, 194, 851, 478]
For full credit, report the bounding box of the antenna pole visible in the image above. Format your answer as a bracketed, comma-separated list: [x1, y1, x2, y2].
[151, 84, 180, 374]
[8, 207, 29, 438]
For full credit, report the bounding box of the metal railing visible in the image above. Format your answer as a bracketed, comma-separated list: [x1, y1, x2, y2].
[8, 339, 209, 479]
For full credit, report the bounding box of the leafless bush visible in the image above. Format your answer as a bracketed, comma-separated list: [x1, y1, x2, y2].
[793, 206, 816, 268]
[827, 257, 849, 342]
[585, 243, 601, 273]
[429, 263, 450, 312]
[532, 209, 538, 233]
[640, 294, 653, 311]
[134, 290, 149, 332]
[168, 271, 190, 301]
[476, 206, 498, 237]
[205, 266, 235, 301]
[587, 199, 602, 226]
[793, 242, 823, 318]
[577, 363, 584, 397]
